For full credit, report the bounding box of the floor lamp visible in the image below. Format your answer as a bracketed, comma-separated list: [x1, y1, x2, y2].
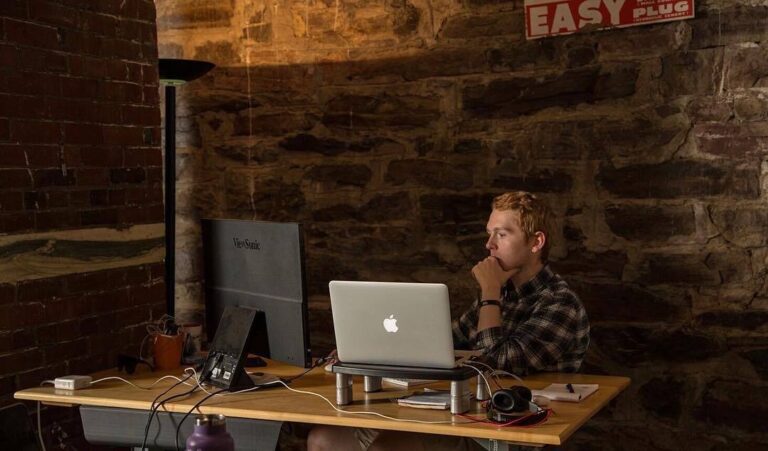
[159, 58, 215, 316]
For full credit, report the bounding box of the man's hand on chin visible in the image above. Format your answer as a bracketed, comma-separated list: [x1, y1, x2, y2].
[472, 257, 514, 299]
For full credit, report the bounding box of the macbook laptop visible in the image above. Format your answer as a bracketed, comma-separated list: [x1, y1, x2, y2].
[329, 280, 460, 369]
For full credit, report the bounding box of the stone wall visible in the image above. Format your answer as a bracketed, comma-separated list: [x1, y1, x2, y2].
[0, 0, 163, 448]
[157, 0, 768, 449]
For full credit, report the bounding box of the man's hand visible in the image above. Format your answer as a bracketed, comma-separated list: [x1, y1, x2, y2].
[472, 257, 514, 300]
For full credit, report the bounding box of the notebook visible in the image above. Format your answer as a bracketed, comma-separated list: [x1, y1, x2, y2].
[329, 281, 457, 369]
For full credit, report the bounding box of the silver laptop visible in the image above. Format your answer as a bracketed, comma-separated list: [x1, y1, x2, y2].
[329, 280, 457, 369]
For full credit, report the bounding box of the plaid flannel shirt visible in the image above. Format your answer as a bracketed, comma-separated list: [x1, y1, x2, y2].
[453, 265, 589, 376]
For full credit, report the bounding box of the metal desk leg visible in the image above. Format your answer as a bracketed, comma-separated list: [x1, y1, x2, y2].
[450, 378, 471, 414]
[336, 373, 353, 405]
[80, 406, 281, 451]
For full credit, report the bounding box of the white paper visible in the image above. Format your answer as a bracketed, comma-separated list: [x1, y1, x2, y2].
[396, 391, 451, 409]
[531, 383, 598, 402]
[383, 378, 433, 387]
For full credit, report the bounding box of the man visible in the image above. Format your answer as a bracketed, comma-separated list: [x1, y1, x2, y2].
[308, 191, 590, 451]
[452, 191, 590, 375]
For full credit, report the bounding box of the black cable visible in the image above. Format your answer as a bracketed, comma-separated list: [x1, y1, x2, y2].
[174, 389, 228, 451]
[284, 352, 335, 383]
[169, 353, 330, 450]
[144, 385, 199, 449]
[143, 373, 194, 442]
[282, 355, 329, 383]
[143, 350, 219, 449]
[141, 372, 196, 450]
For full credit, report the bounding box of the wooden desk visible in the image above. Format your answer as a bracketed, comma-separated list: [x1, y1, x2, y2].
[15, 362, 629, 448]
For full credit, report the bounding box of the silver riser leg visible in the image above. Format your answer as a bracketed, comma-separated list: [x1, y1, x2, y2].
[450, 379, 471, 414]
[364, 376, 382, 392]
[336, 373, 353, 405]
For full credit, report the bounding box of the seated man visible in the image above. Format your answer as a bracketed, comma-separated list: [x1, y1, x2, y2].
[308, 191, 590, 451]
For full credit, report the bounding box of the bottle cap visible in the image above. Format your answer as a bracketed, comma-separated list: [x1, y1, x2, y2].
[195, 414, 226, 427]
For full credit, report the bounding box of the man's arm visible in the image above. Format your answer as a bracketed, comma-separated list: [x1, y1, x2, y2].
[473, 294, 584, 375]
[454, 256, 508, 347]
[472, 257, 511, 330]
[452, 300, 478, 349]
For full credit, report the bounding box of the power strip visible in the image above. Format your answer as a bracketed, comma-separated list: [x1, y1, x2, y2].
[54, 375, 93, 390]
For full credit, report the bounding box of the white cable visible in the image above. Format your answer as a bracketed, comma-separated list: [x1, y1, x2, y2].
[463, 360, 522, 382]
[43, 366, 471, 427]
[184, 367, 216, 395]
[460, 363, 493, 395]
[272, 380, 466, 425]
[462, 360, 496, 375]
[138, 333, 152, 361]
[461, 361, 495, 390]
[490, 369, 522, 382]
[181, 366, 253, 396]
[180, 361, 473, 424]
[37, 402, 47, 451]
[219, 384, 265, 396]
[90, 375, 191, 390]
[181, 366, 248, 396]
[37, 381, 54, 451]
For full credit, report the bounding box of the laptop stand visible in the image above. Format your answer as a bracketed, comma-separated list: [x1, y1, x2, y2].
[331, 362, 477, 414]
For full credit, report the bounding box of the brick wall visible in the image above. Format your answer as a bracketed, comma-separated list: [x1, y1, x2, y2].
[157, 0, 768, 449]
[0, 0, 163, 448]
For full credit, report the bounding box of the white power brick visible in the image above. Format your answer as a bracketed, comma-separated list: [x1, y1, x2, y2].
[54, 375, 93, 390]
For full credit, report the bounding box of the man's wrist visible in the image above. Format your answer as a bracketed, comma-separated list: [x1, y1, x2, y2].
[481, 288, 501, 300]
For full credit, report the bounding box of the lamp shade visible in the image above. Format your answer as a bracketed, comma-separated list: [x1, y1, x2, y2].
[159, 58, 215, 85]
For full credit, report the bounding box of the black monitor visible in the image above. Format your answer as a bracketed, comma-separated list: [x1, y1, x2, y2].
[201, 219, 311, 368]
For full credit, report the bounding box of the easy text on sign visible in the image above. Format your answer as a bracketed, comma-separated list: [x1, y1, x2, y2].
[524, 0, 695, 40]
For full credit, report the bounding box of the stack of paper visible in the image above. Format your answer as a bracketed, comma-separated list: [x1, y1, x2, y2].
[531, 383, 598, 402]
[383, 378, 434, 388]
[396, 391, 451, 410]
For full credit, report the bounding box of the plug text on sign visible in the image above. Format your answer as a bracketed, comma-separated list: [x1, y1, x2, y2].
[524, 0, 695, 40]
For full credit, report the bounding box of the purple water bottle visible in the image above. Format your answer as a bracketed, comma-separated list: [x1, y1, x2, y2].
[186, 414, 235, 451]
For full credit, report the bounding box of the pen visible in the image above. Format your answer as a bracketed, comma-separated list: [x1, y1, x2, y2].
[566, 383, 575, 393]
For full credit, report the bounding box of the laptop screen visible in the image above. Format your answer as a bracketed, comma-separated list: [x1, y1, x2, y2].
[329, 281, 456, 369]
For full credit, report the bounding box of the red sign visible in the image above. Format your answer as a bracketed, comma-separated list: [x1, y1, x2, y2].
[524, 0, 695, 40]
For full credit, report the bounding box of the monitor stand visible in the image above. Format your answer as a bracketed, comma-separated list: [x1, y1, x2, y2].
[331, 362, 476, 414]
[203, 351, 255, 391]
[203, 306, 266, 391]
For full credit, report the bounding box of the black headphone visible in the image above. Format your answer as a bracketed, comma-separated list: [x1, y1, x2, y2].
[486, 386, 542, 423]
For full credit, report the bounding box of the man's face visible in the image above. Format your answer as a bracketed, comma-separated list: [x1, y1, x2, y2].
[485, 209, 536, 272]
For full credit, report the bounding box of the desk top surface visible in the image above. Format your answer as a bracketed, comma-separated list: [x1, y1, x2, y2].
[15, 361, 630, 446]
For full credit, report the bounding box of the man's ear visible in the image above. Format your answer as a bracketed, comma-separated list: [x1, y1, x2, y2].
[531, 231, 546, 254]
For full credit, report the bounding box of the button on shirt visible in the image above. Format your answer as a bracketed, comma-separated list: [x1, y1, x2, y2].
[452, 265, 590, 376]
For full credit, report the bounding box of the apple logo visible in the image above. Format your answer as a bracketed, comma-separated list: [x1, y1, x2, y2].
[383, 314, 399, 333]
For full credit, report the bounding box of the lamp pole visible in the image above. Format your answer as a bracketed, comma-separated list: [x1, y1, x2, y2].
[163, 82, 177, 317]
[159, 58, 215, 316]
